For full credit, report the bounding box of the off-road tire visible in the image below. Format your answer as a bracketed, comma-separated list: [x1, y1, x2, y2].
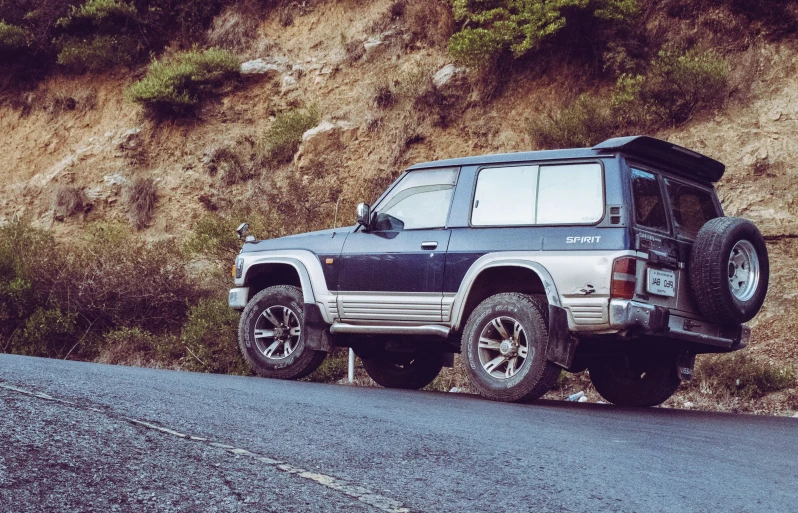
[589, 350, 680, 407]
[461, 293, 560, 402]
[361, 351, 443, 390]
[238, 285, 326, 380]
[689, 217, 769, 324]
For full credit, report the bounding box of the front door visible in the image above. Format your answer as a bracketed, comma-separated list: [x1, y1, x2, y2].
[337, 167, 459, 322]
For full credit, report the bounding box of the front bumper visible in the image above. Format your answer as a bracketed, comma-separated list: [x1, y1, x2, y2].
[609, 299, 749, 350]
[228, 287, 250, 310]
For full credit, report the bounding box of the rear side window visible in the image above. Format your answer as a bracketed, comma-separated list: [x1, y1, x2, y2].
[665, 179, 719, 238]
[631, 168, 668, 231]
[471, 163, 603, 226]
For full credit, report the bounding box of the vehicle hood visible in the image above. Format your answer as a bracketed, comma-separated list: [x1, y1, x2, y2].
[239, 226, 355, 255]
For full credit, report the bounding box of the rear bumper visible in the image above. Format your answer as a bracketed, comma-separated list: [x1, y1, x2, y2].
[609, 299, 749, 350]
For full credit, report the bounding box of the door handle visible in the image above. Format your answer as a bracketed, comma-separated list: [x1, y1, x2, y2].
[421, 242, 438, 250]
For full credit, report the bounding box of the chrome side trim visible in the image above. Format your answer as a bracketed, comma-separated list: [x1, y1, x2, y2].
[337, 292, 443, 322]
[330, 323, 451, 338]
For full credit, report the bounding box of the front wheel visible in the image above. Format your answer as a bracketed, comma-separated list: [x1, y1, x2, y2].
[361, 350, 443, 390]
[589, 350, 680, 407]
[238, 285, 326, 380]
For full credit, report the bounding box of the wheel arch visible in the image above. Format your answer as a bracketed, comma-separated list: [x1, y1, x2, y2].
[243, 259, 315, 303]
[451, 259, 562, 331]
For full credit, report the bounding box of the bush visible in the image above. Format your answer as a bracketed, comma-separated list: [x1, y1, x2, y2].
[52, 184, 89, 220]
[123, 176, 157, 229]
[56, 0, 136, 29]
[448, 0, 640, 67]
[258, 105, 320, 164]
[532, 93, 617, 148]
[0, 20, 32, 54]
[204, 146, 251, 185]
[613, 46, 729, 125]
[125, 47, 240, 115]
[10, 307, 77, 358]
[56, 35, 137, 72]
[97, 326, 182, 365]
[181, 298, 248, 374]
[694, 354, 796, 400]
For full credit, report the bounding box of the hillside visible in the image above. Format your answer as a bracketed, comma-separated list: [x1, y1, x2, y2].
[1, 0, 796, 414]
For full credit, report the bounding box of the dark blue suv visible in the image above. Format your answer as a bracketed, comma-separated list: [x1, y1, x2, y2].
[228, 136, 769, 407]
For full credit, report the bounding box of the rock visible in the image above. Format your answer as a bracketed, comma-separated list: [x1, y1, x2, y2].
[449, 387, 462, 393]
[364, 36, 383, 54]
[104, 173, 127, 187]
[240, 59, 282, 77]
[578, 396, 588, 403]
[742, 145, 769, 175]
[432, 64, 468, 98]
[280, 74, 298, 94]
[684, 401, 695, 408]
[294, 120, 358, 170]
[118, 127, 141, 150]
[433, 64, 465, 89]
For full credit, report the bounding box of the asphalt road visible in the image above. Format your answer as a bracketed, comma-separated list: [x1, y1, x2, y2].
[1, 354, 796, 513]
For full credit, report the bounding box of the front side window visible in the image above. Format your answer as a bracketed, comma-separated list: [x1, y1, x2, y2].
[471, 163, 603, 226]
[666, 179, 719, 238]
[631, 168, 668, 231]
[373, 168, 457, 230]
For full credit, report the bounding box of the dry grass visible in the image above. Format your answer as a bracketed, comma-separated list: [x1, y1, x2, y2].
[52, 185, 89, 221]
[207, 2, 263, 53]
[404, 0, 454, 48]
[123, 177, 158, 230]
[204, 145, 251, 185]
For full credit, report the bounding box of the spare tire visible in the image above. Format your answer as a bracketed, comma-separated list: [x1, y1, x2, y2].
[689, 217, 769, 324]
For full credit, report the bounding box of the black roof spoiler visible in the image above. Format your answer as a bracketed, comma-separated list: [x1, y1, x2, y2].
[593, 136, 725, 182]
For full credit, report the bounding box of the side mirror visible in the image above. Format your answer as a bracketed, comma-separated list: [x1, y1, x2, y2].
[356, 203, 371, 229]
[236, 222, 249, 239]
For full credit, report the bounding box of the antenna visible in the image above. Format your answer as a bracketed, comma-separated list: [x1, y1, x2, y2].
[333, 198, 340, 229]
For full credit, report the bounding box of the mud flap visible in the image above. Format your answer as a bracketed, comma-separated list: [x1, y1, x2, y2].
[303, 303, 335, 352]
[676, 352, 696, 382]
[546, 305, 578, 369]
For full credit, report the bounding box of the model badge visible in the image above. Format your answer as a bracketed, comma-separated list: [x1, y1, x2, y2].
[566, 236, 601, 244]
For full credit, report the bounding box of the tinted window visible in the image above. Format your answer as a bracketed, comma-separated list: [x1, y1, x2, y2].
[666, 179, 719, 238]
[472, 166, 538, 226]
[631, 168, 668, 231]
[537, 164, 603, 224]
[472, 163, 603, 226]
[373, 168, 457, 230]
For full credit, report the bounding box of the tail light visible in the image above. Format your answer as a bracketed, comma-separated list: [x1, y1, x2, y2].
[611, 257, 637, 299]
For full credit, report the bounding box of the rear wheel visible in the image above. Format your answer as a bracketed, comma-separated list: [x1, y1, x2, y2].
[589, 350, 680, 407]
[238, 285, 326, 380]
[361, 350, 443, 390]
[461, 293, 560, 402]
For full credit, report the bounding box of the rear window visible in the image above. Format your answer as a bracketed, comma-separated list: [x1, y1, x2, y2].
[665, 179, 719, 238]
[471, 163, 603, 226]
[631, 168, 668, 232]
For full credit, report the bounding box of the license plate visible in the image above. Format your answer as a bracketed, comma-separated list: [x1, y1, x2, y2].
[647, 269, 676, 297]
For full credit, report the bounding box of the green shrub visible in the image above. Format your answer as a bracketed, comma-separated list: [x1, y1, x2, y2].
[125, 47, 240, 115]
[694, 354, 796, 400]
[532, 93, 617, 148]
[56, 35, 137, 72]
[258, 105, 321, 164]
[9, 307, 77, 358]
[97, 326, 183, 365]
[612, 47, 729, 125]
[304, 348, 348, 383]
[181, 298, 248, 374]
[0, 20, 32, 53]
[56, 0, 137, 29]
[448, 0, 639, 67]
[184, 214, 246, 267]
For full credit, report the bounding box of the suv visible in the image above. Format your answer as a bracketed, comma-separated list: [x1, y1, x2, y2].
[228, 136, 769, 407]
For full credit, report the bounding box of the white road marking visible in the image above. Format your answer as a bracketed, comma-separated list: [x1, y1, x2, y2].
[0, 381, 411, 513]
